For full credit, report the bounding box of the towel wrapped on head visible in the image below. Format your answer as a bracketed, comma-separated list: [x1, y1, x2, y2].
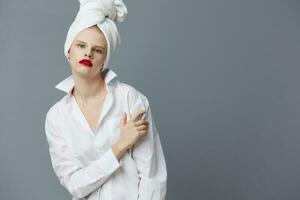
[64, 0, 127, 71]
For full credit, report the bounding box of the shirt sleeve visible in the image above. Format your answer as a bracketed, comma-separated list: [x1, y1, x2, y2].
[128, 90, 168, 200]
[44, 106, 123, 199]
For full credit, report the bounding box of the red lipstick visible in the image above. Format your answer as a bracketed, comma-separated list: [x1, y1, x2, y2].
[79, 59, 93, 67]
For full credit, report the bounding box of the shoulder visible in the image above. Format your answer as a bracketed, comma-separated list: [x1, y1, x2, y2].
[45, 95, 67, 121]
[116, 80, 150, 107]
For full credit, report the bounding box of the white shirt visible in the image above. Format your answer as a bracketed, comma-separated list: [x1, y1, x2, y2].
[44, 68, 167, 200]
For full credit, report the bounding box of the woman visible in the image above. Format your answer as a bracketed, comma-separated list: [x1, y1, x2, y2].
[44, 0, 167, 200]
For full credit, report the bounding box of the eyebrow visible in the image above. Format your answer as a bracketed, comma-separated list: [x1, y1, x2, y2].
[75, 40, 105, 49]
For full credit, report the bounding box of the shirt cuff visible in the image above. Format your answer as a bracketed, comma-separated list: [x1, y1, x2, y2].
[88, 147, 123, 183]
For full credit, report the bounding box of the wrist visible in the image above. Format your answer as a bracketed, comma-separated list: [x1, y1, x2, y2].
[118, 140, 129, 153]
[112, 141, 128, 160]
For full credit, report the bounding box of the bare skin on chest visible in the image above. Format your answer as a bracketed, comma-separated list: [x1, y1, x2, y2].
[81, 98, 105, 134]
[72, 88, 107, 134]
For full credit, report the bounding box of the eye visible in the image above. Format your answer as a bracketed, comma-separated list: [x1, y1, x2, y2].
[77, 44, 85, 48]
[94, 49, 103, 54]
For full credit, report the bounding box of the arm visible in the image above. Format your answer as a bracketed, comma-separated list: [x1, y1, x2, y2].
[128, 91, 167, 200]
[44, 107, 123, 199]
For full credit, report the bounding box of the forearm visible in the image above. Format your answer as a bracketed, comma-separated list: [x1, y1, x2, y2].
[111, 140, 128, 160]
[61, 148, 122, 199]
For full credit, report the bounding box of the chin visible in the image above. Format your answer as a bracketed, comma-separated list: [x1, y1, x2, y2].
[72, 65, 93, 76]
[72, 66, 99, 78]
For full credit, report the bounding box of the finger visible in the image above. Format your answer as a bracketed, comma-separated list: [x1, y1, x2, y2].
[136, 112, 146, 121]
[136, 124, 148, 131]
[134, 119, 149, 126]
[138, 130, 147, 136]
[120, 112, 127, 126]
[140, 112, 147, 120]
[130, 110, 146, 122]
[133, 110, 146, 121]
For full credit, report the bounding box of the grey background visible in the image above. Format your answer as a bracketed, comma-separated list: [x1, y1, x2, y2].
[0, 0, 300, 199]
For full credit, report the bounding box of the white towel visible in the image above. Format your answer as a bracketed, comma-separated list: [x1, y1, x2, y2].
[64, 0, 127, 71]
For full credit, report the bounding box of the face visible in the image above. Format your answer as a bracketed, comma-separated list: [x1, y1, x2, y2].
[67, 25, 107, 78]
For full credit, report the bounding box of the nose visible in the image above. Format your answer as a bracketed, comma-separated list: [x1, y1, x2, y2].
[84, 49, 93, 58]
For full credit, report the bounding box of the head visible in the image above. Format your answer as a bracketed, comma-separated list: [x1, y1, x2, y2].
[63, 0, 127, 78]
[67, 25, 107, 79]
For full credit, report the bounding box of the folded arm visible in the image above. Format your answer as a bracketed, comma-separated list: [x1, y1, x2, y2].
[128, 90, 168, 200]
[44, 107, 122, 199]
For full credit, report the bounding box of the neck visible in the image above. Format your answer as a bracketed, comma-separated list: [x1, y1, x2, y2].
[71, 72, 106, 100]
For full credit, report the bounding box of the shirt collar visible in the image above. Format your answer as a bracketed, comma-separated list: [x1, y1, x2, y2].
[54, 68, 118, 95]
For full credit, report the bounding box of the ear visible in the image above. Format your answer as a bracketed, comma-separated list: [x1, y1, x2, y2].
[67, 50, 70, 60]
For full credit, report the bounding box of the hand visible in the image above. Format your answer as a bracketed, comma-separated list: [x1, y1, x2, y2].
[112, 110, 149, 160]
[118, 110, 149, 150]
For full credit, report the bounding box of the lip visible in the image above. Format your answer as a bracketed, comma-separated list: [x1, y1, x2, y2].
[79, 59, 93, 67]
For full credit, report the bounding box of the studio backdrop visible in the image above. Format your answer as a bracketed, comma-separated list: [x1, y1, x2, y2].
[0, 0, 300, 199]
